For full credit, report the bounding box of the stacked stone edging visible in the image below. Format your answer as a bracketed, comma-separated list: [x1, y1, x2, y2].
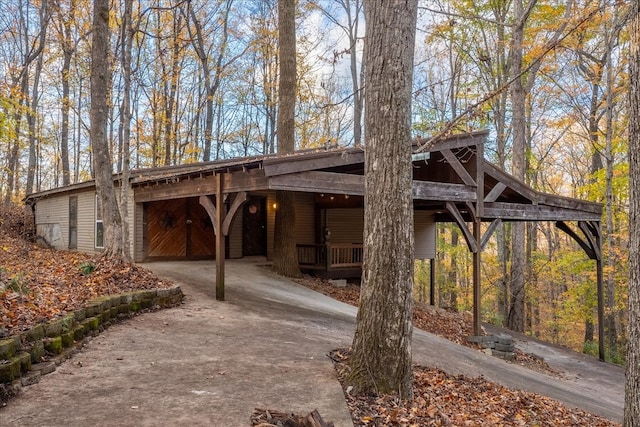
[467, 333, 516, 361]
[0, 286, 183, 404]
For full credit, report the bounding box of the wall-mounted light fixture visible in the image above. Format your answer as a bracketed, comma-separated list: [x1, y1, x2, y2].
[272, 202, 278, 209]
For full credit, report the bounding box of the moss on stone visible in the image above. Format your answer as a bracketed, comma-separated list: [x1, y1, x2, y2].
[44, 337, 63, 355]
[60, 314, 75, 333]
[0, 338, 16, 360]
[74, 308, 86, 322]
[73, 324, 85, 341]
[24, 324, 45, 342]
[28, 341, 45, 364]
[85, 303, 102, 317]
[0, 357, 21, 383]
[83, 317, 99, 331]
[44, 319, 64, 338]
[17, 352, 31, 372]
[61, 331, 74, 348]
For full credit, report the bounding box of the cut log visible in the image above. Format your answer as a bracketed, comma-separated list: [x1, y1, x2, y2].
[251, 408, 334, 427]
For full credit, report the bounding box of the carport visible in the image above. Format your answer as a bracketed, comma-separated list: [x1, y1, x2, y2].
[130, 131, 604, 358]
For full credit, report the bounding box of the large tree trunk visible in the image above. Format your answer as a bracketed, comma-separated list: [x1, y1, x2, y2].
[91, 0, 123, 258]
[506, 0, 528, 333]
[348, 0, 418, 399]
[118, 0, 133, 261]
[272, 0, 301, 278]
[625, 3, 640, 425]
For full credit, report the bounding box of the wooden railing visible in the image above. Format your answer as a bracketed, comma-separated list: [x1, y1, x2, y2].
[296, 243, 363, 270]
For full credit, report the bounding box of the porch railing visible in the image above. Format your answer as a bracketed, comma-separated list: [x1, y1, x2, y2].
[296, 243, 363, 270]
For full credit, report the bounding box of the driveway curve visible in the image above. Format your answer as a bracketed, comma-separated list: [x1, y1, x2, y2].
[1, 260, 624, 425]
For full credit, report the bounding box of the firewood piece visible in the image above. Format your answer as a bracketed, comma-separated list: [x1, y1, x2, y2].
[301, 409, 334, 427]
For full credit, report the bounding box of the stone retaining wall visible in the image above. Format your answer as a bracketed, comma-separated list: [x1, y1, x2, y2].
[0, 286, 183, 404]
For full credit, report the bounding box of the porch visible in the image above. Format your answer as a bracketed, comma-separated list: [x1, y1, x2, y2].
[296, 243, 363, 279]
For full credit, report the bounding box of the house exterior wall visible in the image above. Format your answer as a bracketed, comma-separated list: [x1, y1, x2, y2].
[326, 208, 364, 244]
[264, 190, 315, 260]
[228, 208, 243, 258]
[77, 191, 97, 253]
[34, 185, 137, 257]
[134, 202, 145, 262]
[325, 208, 435, 259]
[34, 195, 69, 250]
[414, 210, 436, 259]
[295, 192, 316, 245]
[33, 183, 434, 262]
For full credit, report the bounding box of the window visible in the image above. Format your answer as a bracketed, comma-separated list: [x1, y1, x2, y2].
[95, 195, 104, 249]
[69, 196, 77, 249]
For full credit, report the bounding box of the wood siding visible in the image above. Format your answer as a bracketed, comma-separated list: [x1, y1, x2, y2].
[326, 209, 364, 244]
[264, 190, 315, 260]
[295, 192, 316, 244]
[145, 197, 215, 259]
[414, 210, 436, 259]
[228, 208, 243, 258]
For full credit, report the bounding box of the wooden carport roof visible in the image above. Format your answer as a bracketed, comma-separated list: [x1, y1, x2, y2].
[26, 131, 605, 359]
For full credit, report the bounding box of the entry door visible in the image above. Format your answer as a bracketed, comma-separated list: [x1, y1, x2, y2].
[243, 197, 266, 256]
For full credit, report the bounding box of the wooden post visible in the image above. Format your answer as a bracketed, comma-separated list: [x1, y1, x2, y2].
[597, 254, 605, 361]
[215, 173, 225, 301]
[429, 257, 435, 306]
[473, 218, 481, 336]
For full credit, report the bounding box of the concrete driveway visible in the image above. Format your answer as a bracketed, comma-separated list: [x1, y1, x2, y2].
[1, 260, 624, 425]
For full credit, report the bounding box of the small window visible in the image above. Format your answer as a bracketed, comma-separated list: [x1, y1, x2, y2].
[69, 196, 77, 249]
[95, 195, 104, 249]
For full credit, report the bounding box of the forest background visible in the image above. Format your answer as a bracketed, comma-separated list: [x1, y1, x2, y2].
[0, 0, 631, 363]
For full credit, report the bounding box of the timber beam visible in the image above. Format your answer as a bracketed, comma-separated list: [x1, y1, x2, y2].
[134, 169, 267, 203]
[198, 176, 248, 302]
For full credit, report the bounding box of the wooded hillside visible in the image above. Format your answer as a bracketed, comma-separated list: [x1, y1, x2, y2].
[0, 0, 631, 363]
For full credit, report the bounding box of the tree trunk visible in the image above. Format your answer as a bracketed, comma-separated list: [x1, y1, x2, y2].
[348, 0, 418, 399]
[91, 0, 123, 258]
[272, 0, 301, 278]
[118, 0, 133, 261]
[506, 0, 528, 333]
[625, 3, 640, 425]
[55, 0, 75, 186]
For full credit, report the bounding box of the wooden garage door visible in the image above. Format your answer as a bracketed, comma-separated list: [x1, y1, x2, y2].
[185, 197, 215, 258]
[146, 198, 216, 259]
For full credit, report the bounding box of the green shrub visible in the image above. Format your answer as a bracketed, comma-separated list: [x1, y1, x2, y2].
[79, 261, 97, 276]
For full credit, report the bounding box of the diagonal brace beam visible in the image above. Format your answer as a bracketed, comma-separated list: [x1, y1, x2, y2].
[446, 201, 477, 253]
